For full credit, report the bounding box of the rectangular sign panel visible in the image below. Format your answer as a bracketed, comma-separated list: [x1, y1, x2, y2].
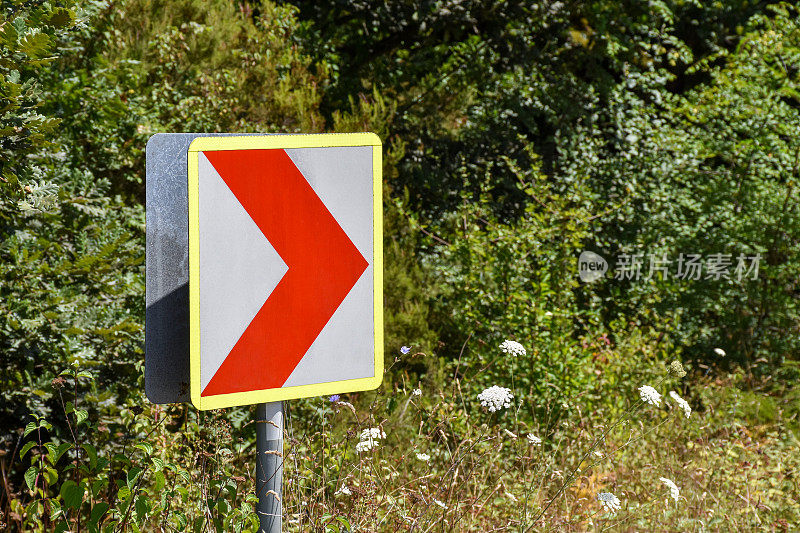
[187, 134, 383, 409]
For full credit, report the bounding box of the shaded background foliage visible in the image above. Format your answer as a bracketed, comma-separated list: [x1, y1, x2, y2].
[1, 0, 799, 530]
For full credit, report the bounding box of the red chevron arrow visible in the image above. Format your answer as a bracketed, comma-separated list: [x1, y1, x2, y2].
[201, 148, 368, 397]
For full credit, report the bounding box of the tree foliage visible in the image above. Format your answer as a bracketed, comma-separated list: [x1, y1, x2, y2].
[2, 0, 800, 530]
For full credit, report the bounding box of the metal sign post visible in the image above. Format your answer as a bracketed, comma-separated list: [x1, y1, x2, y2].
[256, 402, 284, 533]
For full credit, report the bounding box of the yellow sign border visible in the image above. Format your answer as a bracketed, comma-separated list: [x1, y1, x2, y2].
[188, 133, 383, 410]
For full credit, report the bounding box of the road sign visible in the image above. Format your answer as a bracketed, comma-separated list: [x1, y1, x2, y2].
[186, 134, 383, 410]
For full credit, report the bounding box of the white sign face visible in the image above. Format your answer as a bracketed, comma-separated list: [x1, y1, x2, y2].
[187, 134, 383, 410]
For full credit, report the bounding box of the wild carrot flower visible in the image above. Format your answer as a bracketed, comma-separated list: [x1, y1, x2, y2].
[412, 388, 422, 397]
[638, 385, 662, 406]
[597, 492, 621, 513]
[669, 391, 691, 418]
[668, 360, 686, 378]
[659, 477, 680, 502]
[335, 486, 352, 496]
[478, 386, 514, 412]
[500, 339, 526, 357]
[416, 452, 430, 462]
[355, 439, 379, 453]
[360, 427, 386, 441]
[355, 427, 386, 453]
[526, 434, 542, 445]
[400, 346, 411, 355]
[714, 347, 726, 357]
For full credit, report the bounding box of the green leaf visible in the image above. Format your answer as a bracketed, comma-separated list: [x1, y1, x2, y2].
[127, 466, 143, 488]
[20, 441, 36, 459]
[24, 466, 38, 491]
[135, 496, 149, 523]
[134, 442, 153, 455]
[151, 457, 164, 472]
[49, 499, 63, 520]
[96, 457, 110, 471]
[47, 8, 75, 28]
[24, 421, 38, 437]
[216, 499, 229, 515]
[18, 31, 51, 58]
[174, 511, 188, 529]
[46, 442, 72, 464]
[83, 443, 98, 470]
[92, 478, 108, 497]
[75, 409, 88, 426]
[117, 486, 131, 502]
[44, 466, 58, 485]
[153, 471, 166, 491]
[57, 442, 72, 462]
[89, 502, 110, 526]
[60, 480, 83, 510]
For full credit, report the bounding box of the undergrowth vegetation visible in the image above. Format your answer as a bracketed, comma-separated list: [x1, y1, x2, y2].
[2, 0, 800, 531]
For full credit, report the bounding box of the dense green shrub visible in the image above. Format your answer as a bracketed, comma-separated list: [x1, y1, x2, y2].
[3, 0, 800, 530]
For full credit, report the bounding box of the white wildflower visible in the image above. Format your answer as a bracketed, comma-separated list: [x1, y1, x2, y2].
[355, 427, 385, 453]
[477, 386, 514, 412]
[526, 434, 542, 446]
[412, 388, 422, 397]
[597, 492, 621, 513]
[334, 485, 352, 496]
[714, 347, 726, 357]
[638, 385, 662, 406]
[669, 391, 691, 418]
[659, 477, 680, 502]
[544, 311, 554, 317]
[359, 427, 386, 441]
[416, 452, 430, 462]
[433, 499, 447, 509]
[500, 339, 526, 357]
[355, 438, 379, 453]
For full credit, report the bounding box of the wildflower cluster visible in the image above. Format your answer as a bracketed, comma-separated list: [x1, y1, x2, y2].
[500, 339, 526, 357]
[637, 385, 662, 406]
[668, 391, 691, 418]
[597, 492, 622, 513]
[355, 427, 386, 453]
[526, 434, 542, 446]
[477, 385, 514, 412]
[668, 360, 686, 378]
[659, 477, 680, 502]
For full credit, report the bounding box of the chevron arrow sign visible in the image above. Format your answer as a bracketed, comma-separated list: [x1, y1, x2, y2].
[186, 134, 383, 410]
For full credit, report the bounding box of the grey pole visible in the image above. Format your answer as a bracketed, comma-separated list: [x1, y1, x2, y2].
[256, 402, 284, 533]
